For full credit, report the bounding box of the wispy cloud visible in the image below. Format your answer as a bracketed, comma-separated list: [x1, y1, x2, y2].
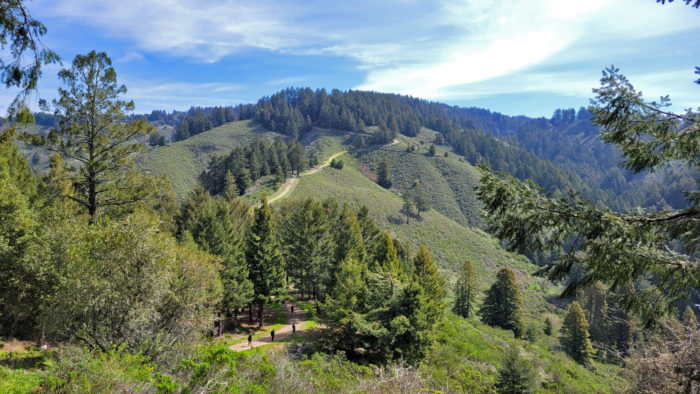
[27, 0, 700, 115]
[116, 51, 144, 63]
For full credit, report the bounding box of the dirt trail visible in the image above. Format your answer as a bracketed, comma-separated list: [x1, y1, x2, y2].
[266, 139, 398, 205]
[267, 150, 347, 204]
[230, 302, 308, 351]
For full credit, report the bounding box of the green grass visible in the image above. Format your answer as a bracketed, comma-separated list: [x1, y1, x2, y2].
[140, 120, 278, 196]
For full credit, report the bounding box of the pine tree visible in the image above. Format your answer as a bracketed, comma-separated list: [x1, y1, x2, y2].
[543, 317, 553, 336]
[413, 245, 445, 324]
[377, 158, 392, 188]
[246, 198, 285, 326]
[560, 301, 595, 364]
[374, 231, 401, 281]
[495, 345, 537, 394]
[581, 281, 608, 344]
[452, 260, 477, 318]
[428, 144, 436, 156]
[23, 51, 159, 218]
[479, 267, 524, 338]
[401, 192, 415, 224]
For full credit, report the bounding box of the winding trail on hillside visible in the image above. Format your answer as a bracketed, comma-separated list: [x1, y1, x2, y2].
[267, 150, 347, 204]
[266, 139, 398, 204]
[230, 302, 308, 351]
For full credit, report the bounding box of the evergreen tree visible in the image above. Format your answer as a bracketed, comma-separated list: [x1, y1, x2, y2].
[374, 231, 401, 281]
[377, 158, 392, 188]
[543, 317, 553, 336]
[401, 192, 415, 224]
[24, 51, 159, 218]
[479, 267, 524, 338]
[428, 144, 436, 156]
[495, 345, 537, 394]
[413, 245, 445, 324]
[476, 66, 700, 325]
[560, 301, 595, 364]
[245, 198, 285, 326]
[580, 281, 608, 344]
[452, 260, 477, 318]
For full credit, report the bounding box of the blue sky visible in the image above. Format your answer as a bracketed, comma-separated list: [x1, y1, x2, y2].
[6, 0, 699, 117]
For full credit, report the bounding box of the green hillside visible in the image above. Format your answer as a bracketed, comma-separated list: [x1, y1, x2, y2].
[141, 120, 278, 196]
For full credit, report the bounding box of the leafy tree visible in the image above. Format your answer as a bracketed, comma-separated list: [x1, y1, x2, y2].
[0, 127, 38, 338]
[0, 0, 60, 120]
[543, 317, 553, 336]
[479, 267, 524, 338]
[476, 66, 699, 326]
[377, 158, 392, 188]
[452, 260, 477, 318]
[400, 192, 415, 224]
[412, 180, 431, 219]
[495, 345, 537, 394]
[560, 301, 595, 364]
[24, 51, 160, 218]
[245, 198, 285, 326]
[46, 212, 222, 354]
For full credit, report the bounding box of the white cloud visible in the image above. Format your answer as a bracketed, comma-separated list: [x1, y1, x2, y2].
[28, 0, 700, 113]
[116, 51, 144, 63]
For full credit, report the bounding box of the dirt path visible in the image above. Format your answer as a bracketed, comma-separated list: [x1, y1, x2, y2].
[267, 150, 347, 204]
[230, 302, 308, 351]
[266, 139, 397, 205]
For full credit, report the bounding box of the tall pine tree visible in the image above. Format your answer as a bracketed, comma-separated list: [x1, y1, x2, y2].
[246, 198, 285, 326]
[479, 267, 524, 338]
[560, 301, 595, 364]
[452, 260, 477, 318]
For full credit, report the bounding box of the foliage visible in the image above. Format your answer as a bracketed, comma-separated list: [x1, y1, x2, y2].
[479, 267, 524, 338]
[377, 157, 392, 188]
[330, 157, 344, 169]
[544, 317, 553, 336]
[23, 51, 160, 218]
[452, 260, 477, 318]
[0, 0, 60, 120]
[560, 301, 595, 364]
[494, 345, 537, 394]
[43, 212, 221, 354]
[477, 67, 699, 326]
[246, 198, 285, 326]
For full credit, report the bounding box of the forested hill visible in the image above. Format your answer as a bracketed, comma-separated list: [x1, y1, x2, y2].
[23, 88, 695, 211]
[159, 88, 694, 212]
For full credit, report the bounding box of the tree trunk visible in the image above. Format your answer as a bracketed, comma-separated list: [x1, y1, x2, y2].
[258, 301, 264, 327]
[249, 303, 253, 323]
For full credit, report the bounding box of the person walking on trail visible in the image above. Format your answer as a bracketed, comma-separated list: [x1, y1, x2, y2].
[271, 329, 275, 342]
[247, 334, 252, 347]
[292, 324, 296, 335]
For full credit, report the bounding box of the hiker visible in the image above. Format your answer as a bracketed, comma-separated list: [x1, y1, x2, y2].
[247, 334, 252, 347]
[271, 329, 275, 342]
[292, 324, 296, 335]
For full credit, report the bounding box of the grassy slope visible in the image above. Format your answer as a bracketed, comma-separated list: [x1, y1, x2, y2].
[140, 120, 278, 196]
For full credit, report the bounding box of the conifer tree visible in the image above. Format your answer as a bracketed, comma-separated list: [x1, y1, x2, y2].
[24, 51, 159, 218]
[377, 158, 392, 188]
[581, 281, 608, 344]
[452, 260, 477, 318]
[413, 245, 445, 324]
[560, 301, 595, 364]
[544, 317, 553, 336]
[374, 231, 401, 281]
[401, 193, 415, 224]
[428, 144, 436, 156]
[479, 267, 524, 337]
[495, 345, 537, 394]
[246, 198, 285, 326]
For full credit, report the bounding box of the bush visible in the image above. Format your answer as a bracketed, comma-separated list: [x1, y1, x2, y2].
[330, 158, 344, 169]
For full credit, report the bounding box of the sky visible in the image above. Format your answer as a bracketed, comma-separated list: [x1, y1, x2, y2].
[4, 0, 699, 117]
